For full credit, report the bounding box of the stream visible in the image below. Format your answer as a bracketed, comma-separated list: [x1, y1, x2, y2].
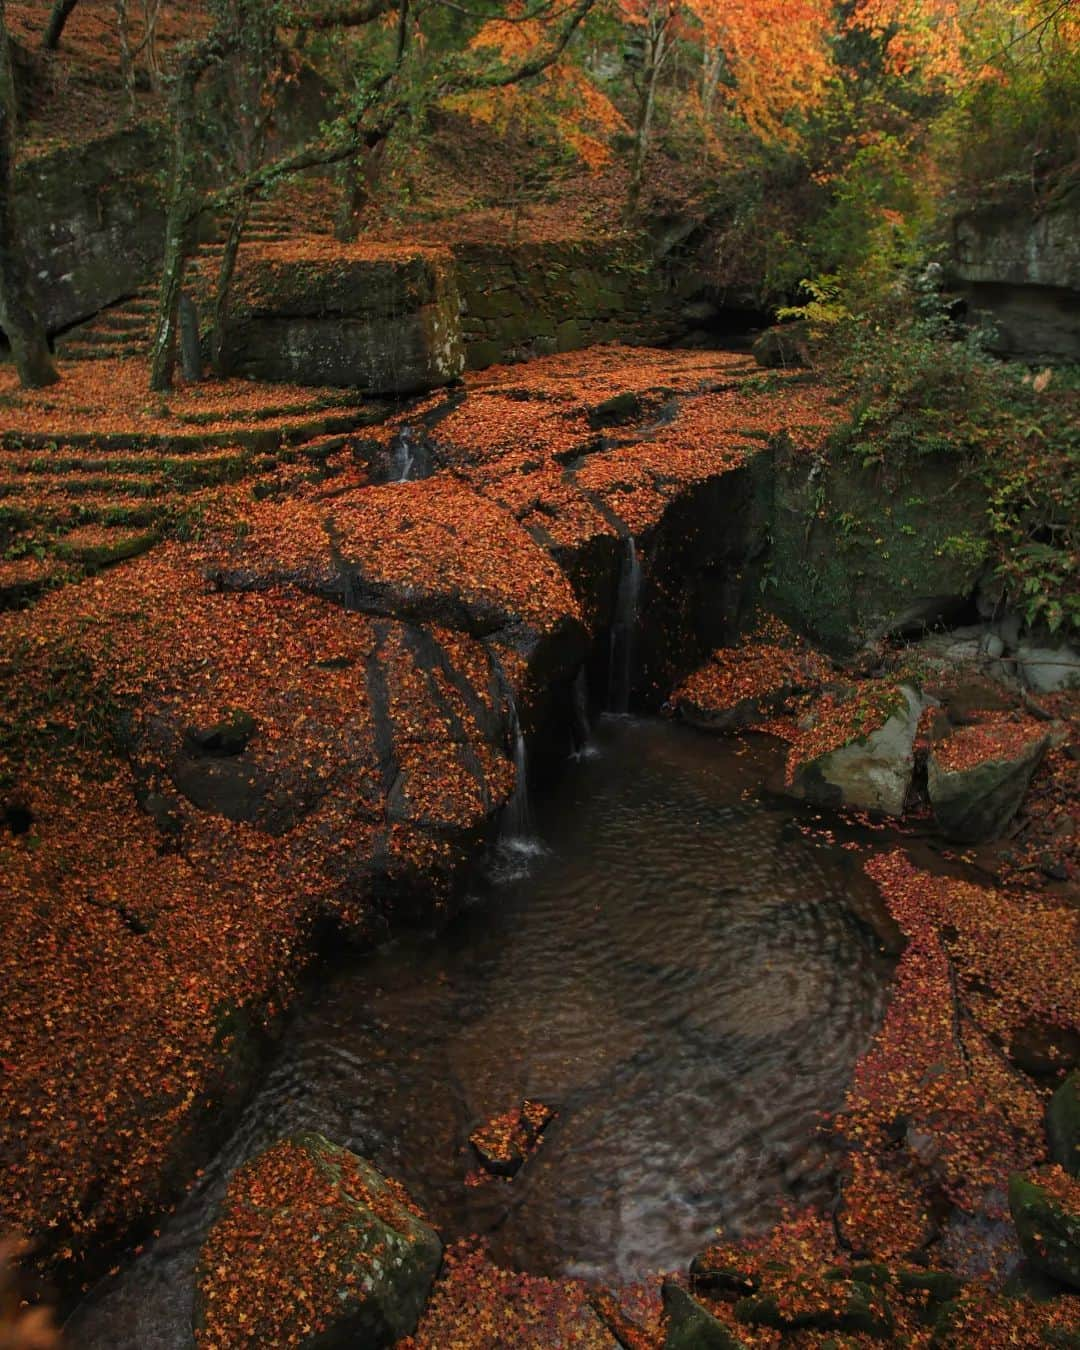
[71, 717, 895, 1347]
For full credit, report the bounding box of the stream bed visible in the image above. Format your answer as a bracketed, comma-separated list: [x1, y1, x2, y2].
[72, 717, 895, 1347]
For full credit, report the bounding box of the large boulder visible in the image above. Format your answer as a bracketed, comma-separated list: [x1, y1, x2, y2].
[1048, 1073, 1080, 1179]
[1015, 640, 1080, 694]
[928, 717, 1048, 842]
[195, 1133, 442, 1349]
[786, 683, 923, 816]
[220, 246, 465, 393]
[1009, 1168, 1080, 1292]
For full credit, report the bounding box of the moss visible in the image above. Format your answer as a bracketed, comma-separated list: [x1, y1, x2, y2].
[1048, 1073, 1080, 1179]
[768, 448, 990, 654]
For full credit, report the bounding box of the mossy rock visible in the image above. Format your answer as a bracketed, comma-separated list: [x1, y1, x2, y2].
[1048, 1073, 1080, 1178]
[895, 1269, 965, 1305]
[662, 1284, 745, 1349]
[768, 450, 990, 656]
[789, 684, 923, 817]
[734, 1278, 893, 1338]
[1009, 1170, 1080, 1291]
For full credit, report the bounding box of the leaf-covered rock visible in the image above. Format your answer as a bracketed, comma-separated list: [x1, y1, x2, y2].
[194, 1132, 442, 1349]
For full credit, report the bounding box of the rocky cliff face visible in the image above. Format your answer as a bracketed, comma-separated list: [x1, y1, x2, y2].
[950, 202, 1080, 362]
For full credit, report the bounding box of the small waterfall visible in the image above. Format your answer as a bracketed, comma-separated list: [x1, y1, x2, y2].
[570, 666, 591, 755]
[389, 425, 418, 482]
[503, 691, 532, 838]
[388, 424, 434, 484]
[608, 535, 641, 714]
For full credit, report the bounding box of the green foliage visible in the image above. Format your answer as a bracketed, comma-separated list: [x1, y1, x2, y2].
[936, 36, 1080, 208]
[824, 291, 1080, 634]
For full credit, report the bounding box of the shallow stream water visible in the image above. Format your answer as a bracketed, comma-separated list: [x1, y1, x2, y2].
[71, 717, 894, 1347]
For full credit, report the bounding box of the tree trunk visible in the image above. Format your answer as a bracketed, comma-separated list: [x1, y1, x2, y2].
[42, 0, 80, 51]
[210, 196, 249, 373]
[0, 2, 59, 388]
[627, 21, 665, 215]
[334, 156, 365, 241]
[148, 203, 190, 391]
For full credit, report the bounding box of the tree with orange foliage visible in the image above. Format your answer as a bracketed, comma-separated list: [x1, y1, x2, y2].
[618, 0, 837, 213]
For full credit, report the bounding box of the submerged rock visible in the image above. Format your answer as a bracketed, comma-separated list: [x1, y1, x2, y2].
[194, 1132, 441, 1348]
[469, 1099, 554, 1178]
[1009, 1168, 1080, 1292]
[928, 716, 1048, 842]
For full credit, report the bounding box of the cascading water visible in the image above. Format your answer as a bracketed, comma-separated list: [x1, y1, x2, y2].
[608, 535, 641, 714]
[390, 425, 418, 482]
[502, 691, 531, 838]
[570, 667, 591, 754]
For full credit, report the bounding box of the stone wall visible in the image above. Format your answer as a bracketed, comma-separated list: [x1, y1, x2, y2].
[219, 249, 466, 394]
[13, 124, 169, 336]
[220, 236, 682, 393]
[454, 238, 680, 369]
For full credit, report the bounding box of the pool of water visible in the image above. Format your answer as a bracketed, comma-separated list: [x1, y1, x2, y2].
[71, 717, 894, 1347]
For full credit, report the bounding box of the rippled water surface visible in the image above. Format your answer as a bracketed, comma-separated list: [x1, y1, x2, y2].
[73, 718, 894, 1347]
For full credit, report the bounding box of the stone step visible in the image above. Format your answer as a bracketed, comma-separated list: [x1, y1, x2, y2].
[96, 312, 152, 334]
[0, 447, 250, 481]
[56, 342, 147, 361]
[53, 524, 160, 567]
[1, 494, 166, 530]
[0, 471, 168, 499]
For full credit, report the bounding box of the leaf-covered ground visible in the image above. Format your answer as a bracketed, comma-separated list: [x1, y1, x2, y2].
[3, 346, 1077, 1346]
[0, 348, 835, 1288]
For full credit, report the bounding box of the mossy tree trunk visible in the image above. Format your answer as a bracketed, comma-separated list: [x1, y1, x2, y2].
[209, 200, 247, 376]
[0, 0, 59, 388]
[42, 0, 80, 51]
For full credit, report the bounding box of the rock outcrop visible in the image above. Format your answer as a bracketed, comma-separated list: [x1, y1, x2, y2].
[951, 203, 1080, 363]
